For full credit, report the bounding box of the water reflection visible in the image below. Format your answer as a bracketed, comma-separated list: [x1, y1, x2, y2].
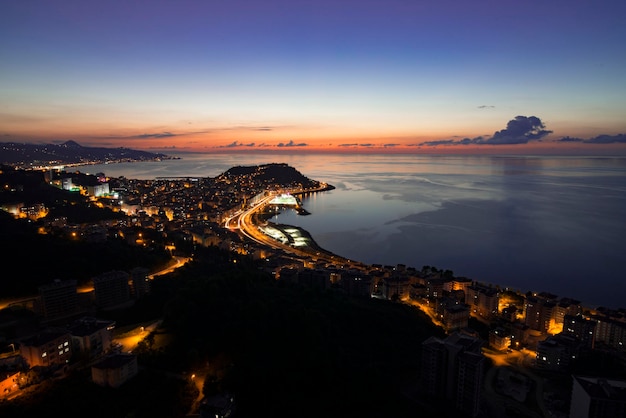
[84, 153, 626, 308]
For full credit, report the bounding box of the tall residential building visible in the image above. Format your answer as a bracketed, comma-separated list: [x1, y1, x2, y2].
[130, 267, 151, 299]
[555, 298, 583, 325]
[588, 313, 626, 351]
[562, 314, 597, 349]
[525, 295, 556, 334]
[93, 271, 131, 310]
[570, 375, 626, 418]
[466, 284, 499, 320]
[37, 279, 78, 321]
[421, 332, 485, 417]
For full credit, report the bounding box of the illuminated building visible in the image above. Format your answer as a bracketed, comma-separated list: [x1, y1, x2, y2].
[382, 276, 410, 301]
[562, 314, 597, 349]
[86, 182, 110, 197]
[535, 334, 579, 371]
[66, 317, 116, 361]
[525, 295, 557, 334]
[466, 284, 499, 320]
[19, 330, 72, 368]
[588, 312, 626, 351]
[489, 327, 511, 351]
[443, 304, 469, 332]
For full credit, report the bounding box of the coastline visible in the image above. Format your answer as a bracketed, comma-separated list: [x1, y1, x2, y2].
[267, 219, 623, 313]
[265, 188, 623, 313]
[76, 155, 626, 310]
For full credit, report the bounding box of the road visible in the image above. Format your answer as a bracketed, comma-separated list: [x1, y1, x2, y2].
[112, 320, 162, 353]
[0, 257, 191, 312]
[149, 256, 191, 278]
[224, 187, 365, 270]
[482, 347, 553, 417]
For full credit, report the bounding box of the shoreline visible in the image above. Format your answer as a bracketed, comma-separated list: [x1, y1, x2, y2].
[267, 189, 623, 313]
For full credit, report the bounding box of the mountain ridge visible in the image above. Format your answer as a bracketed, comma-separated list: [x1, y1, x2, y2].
[0, 140, 175, 167]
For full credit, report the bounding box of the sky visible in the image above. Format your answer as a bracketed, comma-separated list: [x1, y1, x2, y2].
[1, 0, 626, 154]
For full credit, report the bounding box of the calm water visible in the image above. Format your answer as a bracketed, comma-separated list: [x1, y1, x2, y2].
[84, 153, 626, 309]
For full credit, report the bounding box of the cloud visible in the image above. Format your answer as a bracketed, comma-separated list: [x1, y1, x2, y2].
[224, 125, 281, 132]
[556, 134, 626, 144]
[477, 105, 496, 109]
[556, 136, 584, 143]
[421, 139, 463, 146]
[582, 134, 626, 144]
[338, 143, 373, 148]
[216, 139, 308, 148]
[421, 116, 552, 146]
[277, 140, 307, 147]
[482, 116, 552, 144]
[222, 141, 256, 148]
[134, 132, 178, 139]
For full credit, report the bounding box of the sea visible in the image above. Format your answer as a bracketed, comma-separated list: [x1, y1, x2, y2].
[82, 152, 626, 310]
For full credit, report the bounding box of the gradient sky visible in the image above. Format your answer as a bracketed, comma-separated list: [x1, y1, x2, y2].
[2, 0, 625, 153]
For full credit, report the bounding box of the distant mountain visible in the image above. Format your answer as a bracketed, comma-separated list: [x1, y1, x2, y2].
[0, 140, 175, 166]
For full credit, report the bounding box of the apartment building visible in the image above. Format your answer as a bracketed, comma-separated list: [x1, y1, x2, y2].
[421, 332, 485, 417]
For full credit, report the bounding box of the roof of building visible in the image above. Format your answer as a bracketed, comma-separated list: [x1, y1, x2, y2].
[573, 375, 626, 401]
[66, 317, 115, 337]
[445, 304, 469, 313]
[92, 353, 136, 370]
[20, 329, 70, 346]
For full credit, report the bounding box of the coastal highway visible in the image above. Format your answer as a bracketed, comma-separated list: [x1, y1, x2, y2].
[224, 188, 363, 269]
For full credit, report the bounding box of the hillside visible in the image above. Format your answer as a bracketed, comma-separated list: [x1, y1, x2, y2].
[219, 162, 324, 190]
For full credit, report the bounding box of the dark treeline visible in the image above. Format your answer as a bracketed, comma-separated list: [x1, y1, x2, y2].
[156, 247, 447, 417]
[1, 245, 448, 417]
[0, 210, 171, 297]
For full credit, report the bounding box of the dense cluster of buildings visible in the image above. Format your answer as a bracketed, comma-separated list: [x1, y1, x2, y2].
[1, 164, 625, 416]
[1, 267, 151, 396]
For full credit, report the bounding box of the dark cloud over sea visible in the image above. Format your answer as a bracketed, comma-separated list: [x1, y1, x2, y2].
[557, 134, 626, 144]
[422, 115, 553, 146]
